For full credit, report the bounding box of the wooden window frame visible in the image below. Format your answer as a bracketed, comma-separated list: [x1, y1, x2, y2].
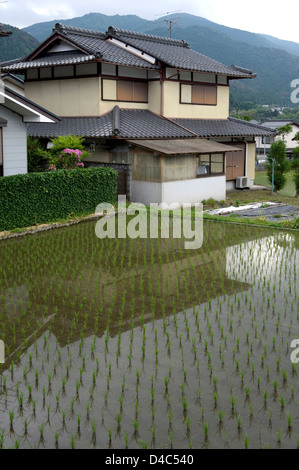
[196, 153, 225, 178]
[180, 83, 217, 106]
[102, 78, 148, 103]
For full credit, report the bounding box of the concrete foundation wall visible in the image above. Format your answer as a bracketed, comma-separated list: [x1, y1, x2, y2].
[131, 176, 226, 205]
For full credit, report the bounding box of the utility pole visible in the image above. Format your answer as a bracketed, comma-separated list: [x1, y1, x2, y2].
[154, 10, 182, 38]
[163, 18, 180, 38]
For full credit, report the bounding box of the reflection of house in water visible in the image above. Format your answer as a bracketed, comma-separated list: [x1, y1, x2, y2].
[226, 233, 299, 287]
[0, 220, 267, 367]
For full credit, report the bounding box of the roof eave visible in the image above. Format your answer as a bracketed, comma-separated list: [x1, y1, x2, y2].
[2, 86, 60, 123]
[24, 31, 94, 63]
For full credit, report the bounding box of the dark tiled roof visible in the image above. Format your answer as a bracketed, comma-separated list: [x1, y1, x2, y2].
[26, 108, 196, 139]
[173, 117, 277, 137]
[118, 109, 195, 138]
[26, 114, 113, 138]
[107, 27, 254, 78]
[3, 53, 97, 70]
[3, 23, 254, 77]
[27, 110, 277, 139]
[64, 32, 159, 69]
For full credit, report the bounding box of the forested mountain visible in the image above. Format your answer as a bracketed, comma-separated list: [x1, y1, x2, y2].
[0, 24, 39, 62]
[1, 12, 299, 107]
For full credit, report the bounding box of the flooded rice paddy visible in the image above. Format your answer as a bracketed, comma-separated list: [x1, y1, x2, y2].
[0, 218, 298, 449]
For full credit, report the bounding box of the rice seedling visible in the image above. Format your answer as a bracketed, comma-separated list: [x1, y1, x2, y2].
[203, 422, 209, 441]
[237, 414, 242, 430]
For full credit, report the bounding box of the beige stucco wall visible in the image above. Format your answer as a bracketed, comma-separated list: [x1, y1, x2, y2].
[162, 81, 229, 119]
[246, 142, 256, 181]
[25, 75, 230, 118]
[25, 78, 101, 116]
[148, 81, 161, 114]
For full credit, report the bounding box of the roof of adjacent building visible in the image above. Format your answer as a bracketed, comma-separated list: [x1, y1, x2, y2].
[1, 86, 60, 123]
[261, 120, 299, 128]
[2, 23, 255, 78]
[26, 107, 275, 139]
[1, 73, 24, 87]
[173, 117, 277, 137]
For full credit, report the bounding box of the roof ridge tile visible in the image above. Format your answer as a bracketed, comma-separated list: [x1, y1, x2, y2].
[106, 26, 189, 47]
[54, 23, 106, 39]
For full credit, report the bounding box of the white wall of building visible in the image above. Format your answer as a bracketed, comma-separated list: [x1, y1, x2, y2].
[131, 176, 226, 205]
[1, 106, 27, 176]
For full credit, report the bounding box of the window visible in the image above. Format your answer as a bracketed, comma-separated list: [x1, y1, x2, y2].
[117, 80, 148, 102]
[262, 136, 271, 144]
[197, 153, 224, 177]
[181, 84, 217, 105]
[102, 79, 148, 102]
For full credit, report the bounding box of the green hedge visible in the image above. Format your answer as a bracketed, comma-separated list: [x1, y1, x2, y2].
[0, 167, 118, 231]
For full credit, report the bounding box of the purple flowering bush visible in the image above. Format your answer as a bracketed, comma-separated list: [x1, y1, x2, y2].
[56, 148, 85, 170]
[48, 135, 90, 171]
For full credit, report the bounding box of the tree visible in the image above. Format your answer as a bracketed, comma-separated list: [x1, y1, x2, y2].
[291, 146, 299, 198]
[290, 132, 299, 197]
[277, 123, 292, 142]
[266, 140, 289, 192]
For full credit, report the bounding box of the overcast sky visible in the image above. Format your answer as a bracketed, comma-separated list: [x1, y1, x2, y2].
[1, 0, 298, 43]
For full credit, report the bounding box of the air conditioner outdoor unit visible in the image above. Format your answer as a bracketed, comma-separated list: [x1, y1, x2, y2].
[236, 176, 253, 189]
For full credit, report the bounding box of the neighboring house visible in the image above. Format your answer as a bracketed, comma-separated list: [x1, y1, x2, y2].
[0, 85, 60, 176]
[2, 23, 275, 203]
[256, 120, 299, 158]
[0, 30, 59, 178]
[2, 73, 25, 95]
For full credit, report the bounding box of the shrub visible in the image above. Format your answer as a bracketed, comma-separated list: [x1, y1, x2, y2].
[48, 135, 90, 170]
[206, 198, 218, 208]
[27, 137, 49, 172]
[0, 167, 118, 231]
[49, 148, 85, 170]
